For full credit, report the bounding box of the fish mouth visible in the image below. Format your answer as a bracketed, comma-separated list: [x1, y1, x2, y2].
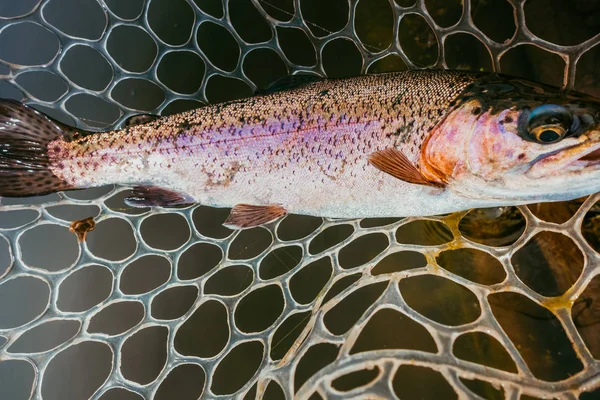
[579, 147, 600, 162]
[526, 135, 600, 178]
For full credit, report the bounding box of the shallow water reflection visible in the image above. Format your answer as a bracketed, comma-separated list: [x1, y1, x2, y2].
[458, 206, 526, 247]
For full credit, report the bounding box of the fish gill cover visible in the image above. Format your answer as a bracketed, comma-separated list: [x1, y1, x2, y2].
[0, 0, 599, 399]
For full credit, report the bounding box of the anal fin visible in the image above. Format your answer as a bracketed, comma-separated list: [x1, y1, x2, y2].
[124, 186, 195, 208]
[368, 148, 445, 188]
[224, 204, 287, 229]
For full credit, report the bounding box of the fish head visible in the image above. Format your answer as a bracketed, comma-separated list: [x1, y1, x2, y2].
[421, 75, 600, 203]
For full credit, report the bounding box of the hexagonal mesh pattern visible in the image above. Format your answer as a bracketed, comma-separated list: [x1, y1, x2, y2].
[1, 0, 600, 399]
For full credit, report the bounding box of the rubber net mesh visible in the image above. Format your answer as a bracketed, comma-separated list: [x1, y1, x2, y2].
[1, 0, 600, 399]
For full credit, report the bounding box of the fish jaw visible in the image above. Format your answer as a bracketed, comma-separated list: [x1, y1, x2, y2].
[526, 130, 600, 179]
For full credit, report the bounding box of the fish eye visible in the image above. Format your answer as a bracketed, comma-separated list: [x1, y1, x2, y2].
[526, 104, 573, 144]
[531, 126, 565, 143]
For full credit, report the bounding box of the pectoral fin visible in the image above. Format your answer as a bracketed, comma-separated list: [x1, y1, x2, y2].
[368, 148, 445, 188]
[124, 186, 195, 208]
[224, 204, 287, 229]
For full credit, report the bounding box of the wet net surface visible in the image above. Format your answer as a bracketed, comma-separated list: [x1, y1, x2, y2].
[1, 0, 600, 399]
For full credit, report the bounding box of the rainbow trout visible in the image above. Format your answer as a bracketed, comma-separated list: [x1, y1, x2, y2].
[1, 70, 600, 228]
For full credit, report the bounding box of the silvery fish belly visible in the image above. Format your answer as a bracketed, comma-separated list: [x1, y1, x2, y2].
[1, 70, 600, 228]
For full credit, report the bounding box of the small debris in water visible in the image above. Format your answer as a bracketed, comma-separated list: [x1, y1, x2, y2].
[69, 217, 96, 242]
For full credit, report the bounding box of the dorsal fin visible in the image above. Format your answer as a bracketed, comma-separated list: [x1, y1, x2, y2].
[224, 204, 287, 229]
[259, 74, 325, 94]
[121, 114, 160, 128]
[368, 148, 445, 188]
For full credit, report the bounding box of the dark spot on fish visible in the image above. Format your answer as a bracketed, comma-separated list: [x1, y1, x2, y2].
[518, 153, 526, 160]
[177, 121, 192, 130]
[472, 107, 482, 115]
[319, 89, 329, 96]
[504, 116, 513, 123]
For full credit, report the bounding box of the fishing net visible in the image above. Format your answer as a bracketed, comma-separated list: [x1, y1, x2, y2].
[1, 0, 600, 399]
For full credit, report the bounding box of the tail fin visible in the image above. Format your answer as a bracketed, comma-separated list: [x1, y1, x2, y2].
[0, 100, 76, 197]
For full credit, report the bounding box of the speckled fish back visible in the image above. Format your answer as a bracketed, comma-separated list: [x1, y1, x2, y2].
[49, 70, 480, 217]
